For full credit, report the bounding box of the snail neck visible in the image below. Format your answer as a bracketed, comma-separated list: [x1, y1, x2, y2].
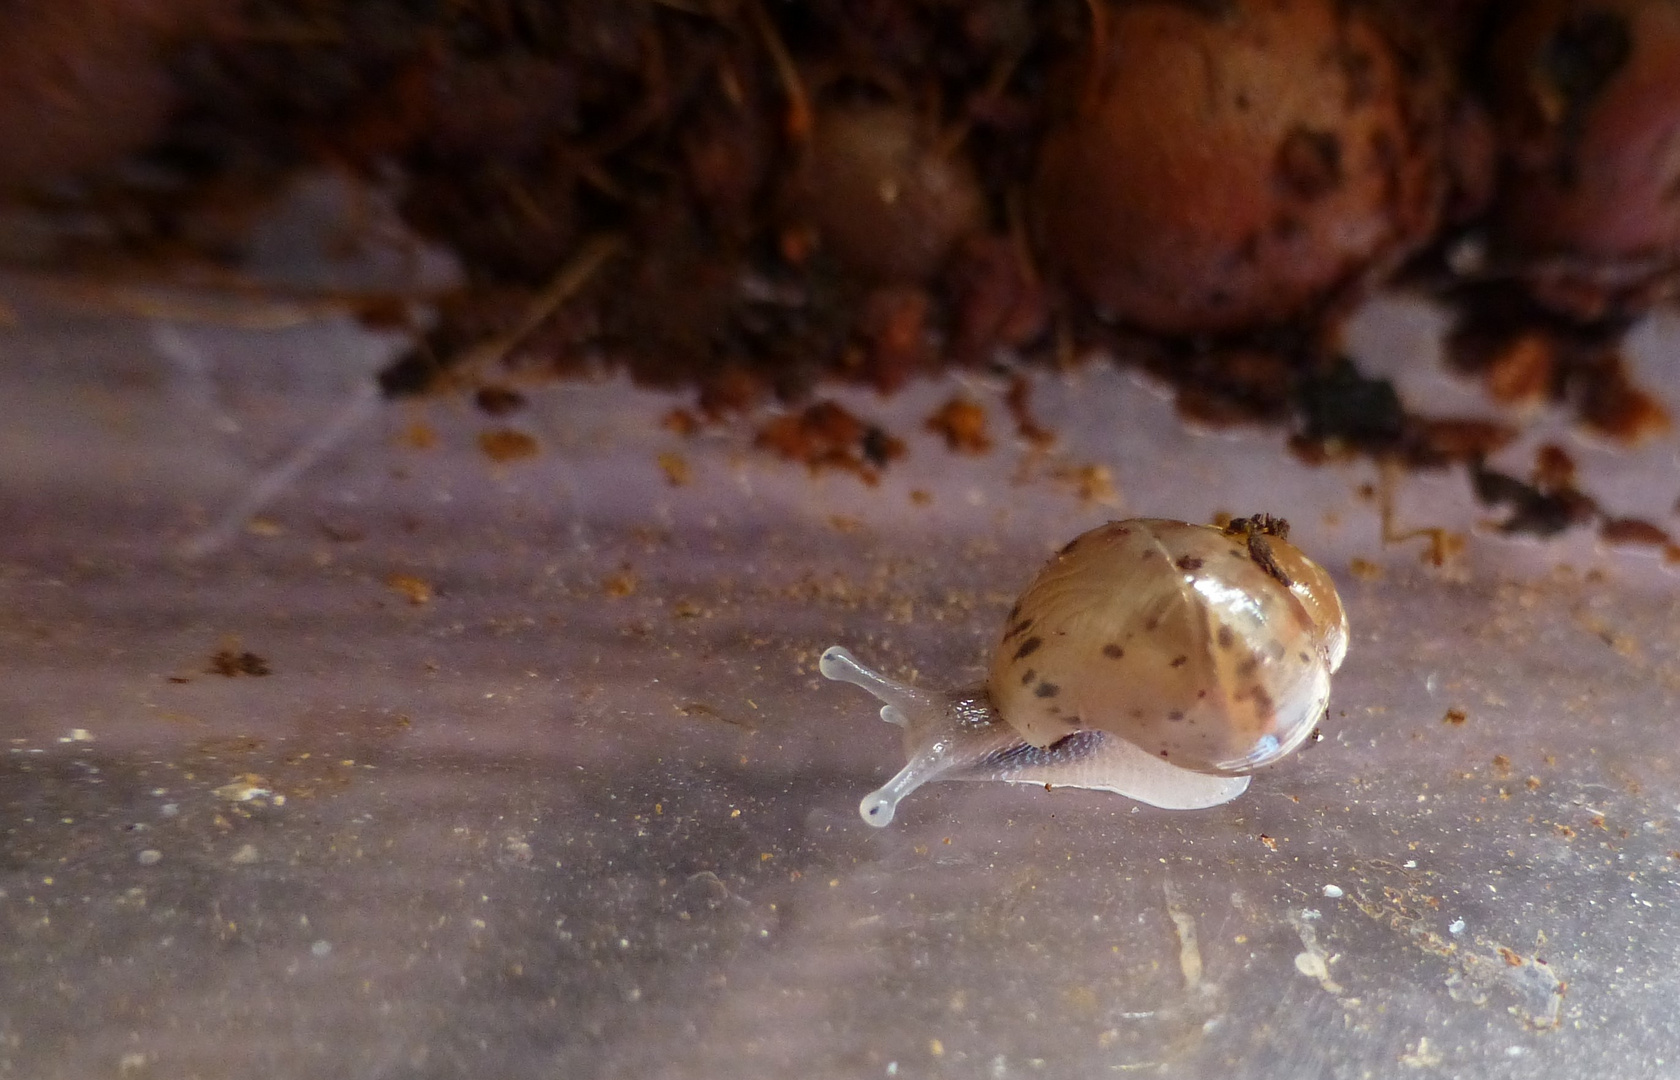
[856, 687, 1021, 827]
[821, 647, 1015, 825]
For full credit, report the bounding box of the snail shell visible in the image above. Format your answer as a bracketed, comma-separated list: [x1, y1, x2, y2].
[821, 516, 1348, 826]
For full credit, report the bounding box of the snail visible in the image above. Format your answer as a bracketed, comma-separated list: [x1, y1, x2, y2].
[822, 516, 1348, 826]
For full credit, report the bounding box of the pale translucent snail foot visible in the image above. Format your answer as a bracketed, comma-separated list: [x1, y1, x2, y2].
[823, 644, 1253, 827]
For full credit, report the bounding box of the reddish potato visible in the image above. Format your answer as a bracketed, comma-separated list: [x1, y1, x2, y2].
[787, 101, 987, 283]
[1034, 0, 1443, 335]
[0, 0, 219, 190]
[1487, 0, 1680, 316]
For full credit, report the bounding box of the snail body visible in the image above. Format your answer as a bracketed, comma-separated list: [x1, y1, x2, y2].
[822, 516, 1348, 826]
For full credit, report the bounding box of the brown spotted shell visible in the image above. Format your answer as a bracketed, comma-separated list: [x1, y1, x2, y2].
[987, 518, 1348, 773]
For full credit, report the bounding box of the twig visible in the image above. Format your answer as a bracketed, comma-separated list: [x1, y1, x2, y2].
[745, 0, 812, 143]
[1081, 0, 1108, 110]
[455, 232, 627, 372]
[930, 47, 1023, 161]
[1378, 456, 1463, 567]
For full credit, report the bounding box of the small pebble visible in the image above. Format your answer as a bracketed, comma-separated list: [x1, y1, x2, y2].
[1322, 884, 1343, 898]
[137, 849, 162, 866]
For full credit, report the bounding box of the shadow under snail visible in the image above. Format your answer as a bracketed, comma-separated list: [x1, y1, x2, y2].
[822, 515, 1348, 826]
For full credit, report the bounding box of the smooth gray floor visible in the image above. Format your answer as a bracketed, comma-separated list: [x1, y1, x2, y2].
[2, 277, 1679, 1079]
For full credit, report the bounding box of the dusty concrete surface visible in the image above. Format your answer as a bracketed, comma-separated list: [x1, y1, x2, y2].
[2, 281, 1678, 1078]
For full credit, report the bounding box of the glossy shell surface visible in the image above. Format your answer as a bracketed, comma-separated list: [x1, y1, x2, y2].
[987, 519, 1348, 772]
